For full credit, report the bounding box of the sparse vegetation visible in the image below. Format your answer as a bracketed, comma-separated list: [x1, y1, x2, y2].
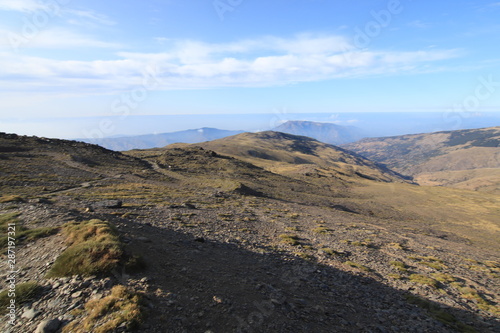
[0, 282, 40, 315]
[389, 261, 408, 272]
[46, 219, 123, 277]
[0, 213, 59, 250]
[63, 285, 143, 333]
[319, 248, 338, 256]
[0, 195, 24, 203]
[420, 261, 444, 270]
[279, 234, 300, 246]
[312, 227, 330, 234]
[459, 287, 499, 315]
[431, 273, 455, 283]
[345, 261, 370, 272]
[405, 294, 477, 333]
[409, 274, 438, 288]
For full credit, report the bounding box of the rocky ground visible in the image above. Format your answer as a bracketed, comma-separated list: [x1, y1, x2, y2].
[1, 189, 498, 333]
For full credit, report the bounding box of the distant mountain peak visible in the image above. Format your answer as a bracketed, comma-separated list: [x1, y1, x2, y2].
[272, 120, 366, 145]
[79, 128, 245, 151]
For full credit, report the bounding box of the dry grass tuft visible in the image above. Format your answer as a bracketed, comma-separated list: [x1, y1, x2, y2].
[46, 219, 122, 277]
[63, 285, 143, 333]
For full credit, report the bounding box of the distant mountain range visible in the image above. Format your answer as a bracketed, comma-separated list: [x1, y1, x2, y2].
[79, 121, 366, 151]
[344, 126, 500, 193]
[273, 121, 366, 145]
[80, 128, 244, 151]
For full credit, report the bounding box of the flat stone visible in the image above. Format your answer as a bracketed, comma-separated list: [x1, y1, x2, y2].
[35, 319, 61, 333]
[21, 308, 40, 320]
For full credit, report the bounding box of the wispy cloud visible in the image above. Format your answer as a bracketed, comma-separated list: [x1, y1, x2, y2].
[65, 9, 116, 26]
[0, 27, 121, 49]
[408, 20, 431, 29]
[0, 0, 115, 26]
[0, 0, 47, 12]
[0, 34, 463, 94]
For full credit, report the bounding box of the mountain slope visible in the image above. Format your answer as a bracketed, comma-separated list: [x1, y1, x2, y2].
[0, 132, 158, 196]
[80, 127, 244, 151]
[194, 131, 410, 183]
[344, 126, 500, 193]
[273, 120, 366, 144]
[1, 132, 499, 332]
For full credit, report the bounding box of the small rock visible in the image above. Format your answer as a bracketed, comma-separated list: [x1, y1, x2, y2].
[68, 302, 81, 311]
[137, 237, 152, 243]
[103, 278, 114, 289]
[71, 290, 83, 298]
[92, 200, 122, 209]
[21, 308, 40, 320]
[36, 318, 61, 333]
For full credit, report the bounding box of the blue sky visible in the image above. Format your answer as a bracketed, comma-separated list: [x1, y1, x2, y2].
[0, 0, 500, 138]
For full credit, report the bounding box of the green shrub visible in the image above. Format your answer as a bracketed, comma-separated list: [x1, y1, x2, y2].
[46, 219, 123, 277]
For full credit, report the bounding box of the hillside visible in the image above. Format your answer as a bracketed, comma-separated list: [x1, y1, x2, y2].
[80, 128, 244, 151]
[344, 126, 500, 193]
[193, 131, 411, 184]
[273, 121, 366, 145]
[1, 132, 499, 332]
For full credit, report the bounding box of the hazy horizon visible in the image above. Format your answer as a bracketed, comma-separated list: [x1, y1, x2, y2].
[1, 111, 499, 141]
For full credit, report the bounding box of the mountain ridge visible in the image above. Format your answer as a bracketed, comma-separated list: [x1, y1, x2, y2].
[189, 131, 412, 184]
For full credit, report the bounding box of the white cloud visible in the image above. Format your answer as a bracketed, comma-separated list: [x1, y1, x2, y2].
[0, 34, 463, 94]
[0, 0, 47, 12]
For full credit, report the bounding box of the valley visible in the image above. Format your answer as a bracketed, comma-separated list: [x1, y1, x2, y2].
[344, 127, 500, 194]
